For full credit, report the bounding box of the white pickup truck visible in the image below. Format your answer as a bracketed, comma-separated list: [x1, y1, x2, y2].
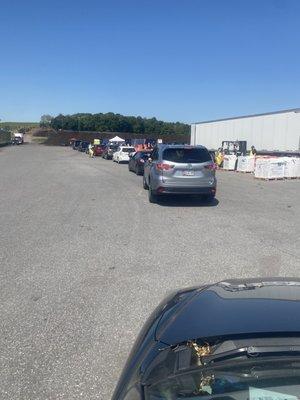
[12, 132, 24, 144]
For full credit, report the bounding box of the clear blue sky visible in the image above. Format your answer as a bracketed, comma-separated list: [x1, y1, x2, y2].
[1, 0, 300, 123]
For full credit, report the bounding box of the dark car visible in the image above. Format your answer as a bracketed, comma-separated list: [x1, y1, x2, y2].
[102, 144, 119, 160]
[78, 141, 90, 152]
[112, 277, 300, 400]
[72, 140, 82, 150]
[128, 151, 152, 175]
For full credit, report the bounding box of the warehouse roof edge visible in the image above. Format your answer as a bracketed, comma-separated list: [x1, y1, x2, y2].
[192, 107, 300, 125]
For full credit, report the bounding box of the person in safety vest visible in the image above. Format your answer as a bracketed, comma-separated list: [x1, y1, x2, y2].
[88, 143, 94, 158]
[215, 148, 224, 167]
[250, 145, 257, 156]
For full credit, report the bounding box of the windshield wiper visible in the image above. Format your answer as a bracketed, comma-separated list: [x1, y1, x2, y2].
[203, 345, 300, 365]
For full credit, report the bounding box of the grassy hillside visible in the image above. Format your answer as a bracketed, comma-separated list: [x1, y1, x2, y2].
[0, 122, 39, 132]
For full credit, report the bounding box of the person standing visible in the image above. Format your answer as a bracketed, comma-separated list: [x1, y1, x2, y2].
[88, 143, 94, 158]
[250, 145, 257, 156]
[215, 148, 224, 168]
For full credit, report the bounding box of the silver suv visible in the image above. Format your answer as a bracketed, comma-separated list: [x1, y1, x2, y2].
[143, 145, 216, 203]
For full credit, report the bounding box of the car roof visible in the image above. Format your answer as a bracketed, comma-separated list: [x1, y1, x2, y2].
[155, 277, 300, 345]
[159, 144, 207, 150]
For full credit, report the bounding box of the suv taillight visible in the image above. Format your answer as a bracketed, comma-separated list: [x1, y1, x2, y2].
[156, 163, 174, 171]
[204, 163, 216, 170]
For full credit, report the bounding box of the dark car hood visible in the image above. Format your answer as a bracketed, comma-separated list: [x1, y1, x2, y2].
[156, 277, 300, 345]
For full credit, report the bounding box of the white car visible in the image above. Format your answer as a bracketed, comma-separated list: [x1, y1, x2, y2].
[113, 146, 136, 163]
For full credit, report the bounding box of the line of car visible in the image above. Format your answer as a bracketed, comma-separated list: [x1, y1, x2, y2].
[71, 139, 217, 204]
[71, 141, 299, 400]
[72, 139, 119, 158]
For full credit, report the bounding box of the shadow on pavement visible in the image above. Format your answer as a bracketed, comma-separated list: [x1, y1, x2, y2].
[155, 195, 219, 207]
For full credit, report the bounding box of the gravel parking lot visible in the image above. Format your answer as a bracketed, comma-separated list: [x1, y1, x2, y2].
[1, 143, 300, 400]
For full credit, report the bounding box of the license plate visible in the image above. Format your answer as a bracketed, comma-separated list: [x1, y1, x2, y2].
[183, 170, 194, 176]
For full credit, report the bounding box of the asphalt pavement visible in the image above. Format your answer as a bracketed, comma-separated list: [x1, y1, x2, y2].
[1, 143, 300, 399]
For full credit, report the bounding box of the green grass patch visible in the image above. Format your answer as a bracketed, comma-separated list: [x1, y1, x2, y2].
[31, 136, 48, 144]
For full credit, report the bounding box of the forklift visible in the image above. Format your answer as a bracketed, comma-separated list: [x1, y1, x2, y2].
[221, 140, 247, 156]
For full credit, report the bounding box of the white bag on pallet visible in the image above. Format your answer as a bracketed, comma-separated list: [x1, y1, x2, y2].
[296, 158, 300, 177]
[283, 157, 300, 178]
[254, 157, 285, 179]
[254, 158, 270, 179]
[269, 159, 285, 179]
[222, 155, 237, 170]
[237, 156, 255, 172]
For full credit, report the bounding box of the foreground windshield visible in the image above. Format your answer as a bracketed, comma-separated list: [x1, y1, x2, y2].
[146, 361, 300, 399]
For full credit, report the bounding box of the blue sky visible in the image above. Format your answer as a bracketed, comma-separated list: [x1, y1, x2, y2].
[1, 0, 300, 123]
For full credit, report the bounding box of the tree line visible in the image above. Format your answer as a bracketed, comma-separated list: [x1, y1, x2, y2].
[40, 113, 190, 135]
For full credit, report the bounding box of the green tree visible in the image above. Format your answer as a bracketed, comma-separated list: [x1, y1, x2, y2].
[40, 114, 53, 127]
[50, 112, 189, 135]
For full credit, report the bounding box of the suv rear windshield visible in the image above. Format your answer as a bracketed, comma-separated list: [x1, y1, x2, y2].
[122, 148, 135, 153]
[163, 147, 211, 163]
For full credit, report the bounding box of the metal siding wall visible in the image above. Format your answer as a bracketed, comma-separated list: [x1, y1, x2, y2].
[191, 111, 300, 151]
[286, 112, 300, 150]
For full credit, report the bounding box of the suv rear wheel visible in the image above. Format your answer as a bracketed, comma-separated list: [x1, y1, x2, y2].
[148, 186, 157, 203]
[143, 175, 148, 190]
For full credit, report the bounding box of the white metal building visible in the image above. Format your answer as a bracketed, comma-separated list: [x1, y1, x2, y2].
[191, 108, 300, 151]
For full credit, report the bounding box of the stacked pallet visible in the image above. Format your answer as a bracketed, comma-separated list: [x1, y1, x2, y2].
[283, 157, 300, 178]
[254, 157, 300, 180]
[222, 155, 237, 170]
[236, 156, 255, 173]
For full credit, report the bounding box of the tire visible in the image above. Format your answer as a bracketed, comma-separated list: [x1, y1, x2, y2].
[148, 186, 157, 203]
[135, 166, 141, 175]
[143, 175, 149, 190]
[128, 163, 131, 171]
